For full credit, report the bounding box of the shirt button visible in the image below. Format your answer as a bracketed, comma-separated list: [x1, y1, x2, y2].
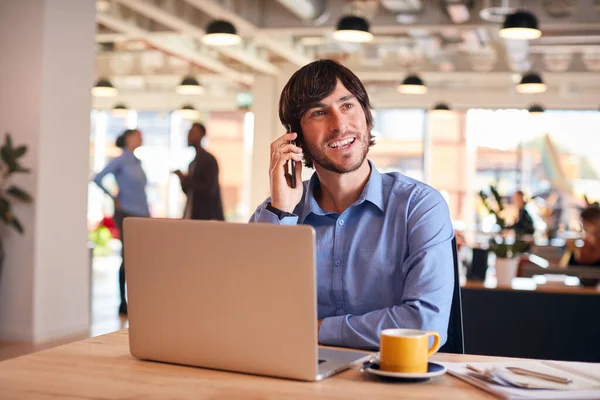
[336, 302, 343, 309]
[338, 219, 345, 226]
[335, 260, 341, 267]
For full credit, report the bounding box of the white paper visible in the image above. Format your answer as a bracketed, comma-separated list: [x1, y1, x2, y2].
[441, 361, 600, 399]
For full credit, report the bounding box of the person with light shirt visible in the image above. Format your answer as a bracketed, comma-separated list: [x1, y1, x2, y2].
[249, 60, 454, 350]
[93, 129, 150, 315]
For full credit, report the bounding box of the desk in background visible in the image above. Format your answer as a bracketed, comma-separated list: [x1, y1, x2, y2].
[461, 278, 600, 363]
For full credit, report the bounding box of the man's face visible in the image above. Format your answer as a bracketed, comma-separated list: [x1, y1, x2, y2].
[299, 80, 370, 174]
[187, 126, 202, 146]
[513, 193, 525, 208]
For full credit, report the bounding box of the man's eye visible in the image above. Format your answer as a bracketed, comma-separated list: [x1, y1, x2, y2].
[344, 103, 354, 109]
[312, 110, 324, 117]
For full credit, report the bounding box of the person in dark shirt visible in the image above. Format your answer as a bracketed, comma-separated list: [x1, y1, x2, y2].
[506, 190, 535, 236]
[174, 122, 224, 221]
[570, 206, 600, 267]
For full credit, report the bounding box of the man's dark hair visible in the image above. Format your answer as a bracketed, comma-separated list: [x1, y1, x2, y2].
[581, 205, 600, 223]
[278, 59, 375, 168]
[192, 122, 206, 135]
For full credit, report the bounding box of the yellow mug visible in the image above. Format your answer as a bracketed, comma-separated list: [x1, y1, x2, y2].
[379, 329, 441, 373]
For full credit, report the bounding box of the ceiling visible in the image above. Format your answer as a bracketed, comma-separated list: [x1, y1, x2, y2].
[94, 0, 600, 110]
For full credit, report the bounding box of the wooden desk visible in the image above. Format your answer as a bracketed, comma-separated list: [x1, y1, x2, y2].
[0, 329, 528, 399]
[463, 277, 600, 295]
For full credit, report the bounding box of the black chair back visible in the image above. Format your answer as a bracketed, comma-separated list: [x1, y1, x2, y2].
[439, 236, 465, 354]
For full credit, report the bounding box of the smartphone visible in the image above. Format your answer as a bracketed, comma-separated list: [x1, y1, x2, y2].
[287, 124, 296, 188]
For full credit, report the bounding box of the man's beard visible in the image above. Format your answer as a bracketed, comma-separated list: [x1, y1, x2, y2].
[303, 130, 370, 174]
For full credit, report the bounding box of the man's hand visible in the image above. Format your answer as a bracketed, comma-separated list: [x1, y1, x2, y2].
[173, 170, 184, 180]
[269, 132, 303, 213]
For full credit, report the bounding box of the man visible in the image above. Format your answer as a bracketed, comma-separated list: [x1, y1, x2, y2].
[174, 122, 225, 221]
[507, 190, 535, 236]
[249, 59, 454, 350]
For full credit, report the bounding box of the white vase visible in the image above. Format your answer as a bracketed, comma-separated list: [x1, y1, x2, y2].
[495, 257, 519, 287]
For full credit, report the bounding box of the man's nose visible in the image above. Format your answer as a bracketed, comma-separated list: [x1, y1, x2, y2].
[329, 108, 347, 133]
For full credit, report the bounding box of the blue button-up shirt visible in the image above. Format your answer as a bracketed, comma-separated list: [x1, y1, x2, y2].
[249, 161, 454, 350]
[92, 150, 150, 217]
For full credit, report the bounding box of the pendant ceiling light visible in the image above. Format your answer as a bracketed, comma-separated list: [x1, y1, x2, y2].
[516, 72, 547, 94]
[202, 20, 241, 46]
[499, 10, 542, 40]
[92, 78, 117, 97]
[176, 76, 204, 95]
[528, 104, 545, 115]
[431, 103, 451, 114]
[111, 103, 129, 117]
[179, 104, 200, 120]
[333, 15, 374, 43]
[397, 75, 427, 95]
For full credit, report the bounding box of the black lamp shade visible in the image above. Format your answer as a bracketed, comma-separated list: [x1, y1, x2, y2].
[202, 19, 241, 46]
[516, 72, 546, 93]
[176, 76, 203, 95]
[433, 103, 450, 111]
[520, 73, 543, 85]
[503, 11, 539, 31]
[337, 16, 370, 33]
[500, 10, 541, 39]
[528, 104, 545, 113]
[398, 74, 427, 94]
[95, 78, 114, 88]
[112, 103, 127, 110]
[403, 75, 425, 86]
[92, 78, 117, 96]
[206, 20, 237, 36]
[333, 15, 373, 42]
[180, 76, 200, 86]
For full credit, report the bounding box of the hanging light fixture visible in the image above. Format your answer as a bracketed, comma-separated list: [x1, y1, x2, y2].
[92, 78, 117, 97]
[431, 103, 451, 115]
[516, 72, 547, 94]
[499, 10, 541, 40]
[528, 104, 545, 115]
[179, 104, 200, 119]
[176, 76, 204, 95]
[201, 20, 241, 46]
[111, 103, 129, 117]
[397, 75, 427, 94]
[333, 15, 374, 43]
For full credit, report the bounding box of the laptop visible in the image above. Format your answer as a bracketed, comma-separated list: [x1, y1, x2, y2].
[123, 218, 371, 381]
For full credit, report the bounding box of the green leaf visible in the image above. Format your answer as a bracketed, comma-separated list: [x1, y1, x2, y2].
[9, 215, 24, 234]
[6, 186, 33, 202]
[5, 134, 13, 149]
[14, 145, 26, 158]
[0, 197, 8, 216]
[12, 165, 30, 174]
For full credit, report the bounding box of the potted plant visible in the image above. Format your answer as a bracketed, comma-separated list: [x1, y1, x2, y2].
[479, 185, 528, 286]
[0, 133, 33, 278]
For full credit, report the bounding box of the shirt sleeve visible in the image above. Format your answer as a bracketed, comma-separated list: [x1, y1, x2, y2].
[92, 157, 121, 200]
[248, 200, 299, 226]
[318, 187, 455, 350]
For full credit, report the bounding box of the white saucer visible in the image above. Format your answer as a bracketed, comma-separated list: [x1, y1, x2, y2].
[366, 362, 447, 380]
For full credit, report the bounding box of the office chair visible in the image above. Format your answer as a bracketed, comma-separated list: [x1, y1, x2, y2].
[439, 236, 465, 354]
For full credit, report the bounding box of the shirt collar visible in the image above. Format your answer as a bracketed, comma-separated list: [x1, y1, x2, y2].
[300, 160, 385, 221]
